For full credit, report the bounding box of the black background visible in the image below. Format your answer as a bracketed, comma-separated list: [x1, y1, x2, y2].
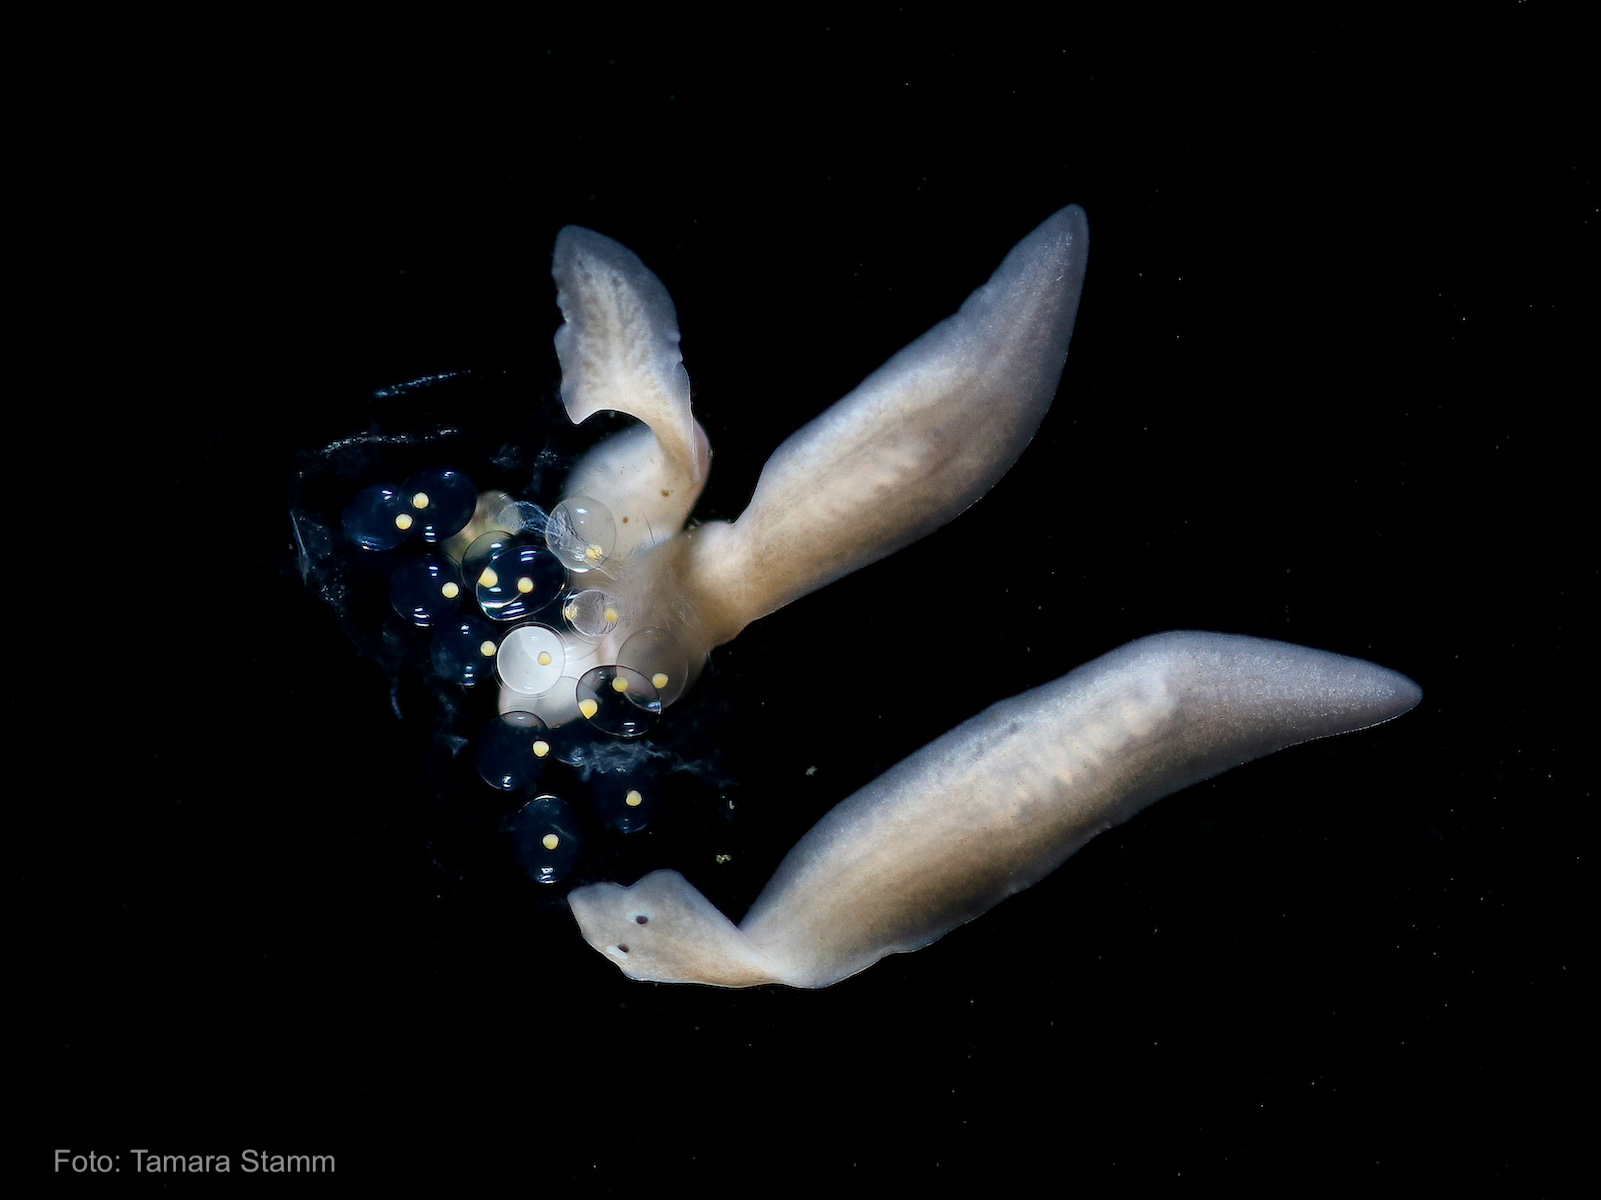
[17, 9, 1589, 1191]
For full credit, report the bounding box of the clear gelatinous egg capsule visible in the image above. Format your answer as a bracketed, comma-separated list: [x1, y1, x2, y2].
[587, 774, 659, 834]
[561, 589, 623, 641]
[545, 495, 616, 572]
[341, 484, 412, 550]
[472, 536, 565, 622]
[429, 613, 501, 686]
[400, 467, 476, 543]
[387, 553, 465, 627]
[617, 626, 690, 707]
[475, 710, 553, 792]
[504, 795, 581, 884]
[496, 623, 566, 696]
[574, 665, 661, 738]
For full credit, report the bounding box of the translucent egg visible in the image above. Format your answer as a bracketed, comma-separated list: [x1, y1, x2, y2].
[429, 613, 502, 686]
[470, 535, 565, 622]
[505, 795, 582, 884]
[574, 665, 661, 738]
[475, 710, 553, 792]
[545, 495, 616, 572]
[341, 484, 412, 550]
[617, 626, 691, 706]
[496, 623, 566, 696]
[587, 773, 659, 834]
[561, 589, 623, 641]
[461, 530, 515, 583]
[400, 467, 477, 543]
[387, 553, 465, 627]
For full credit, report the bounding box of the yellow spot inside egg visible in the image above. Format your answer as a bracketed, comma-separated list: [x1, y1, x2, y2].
[478, 567, 498, 588]
[651, 672, 669, 689]
[479, 640, 497, 657]
[563, 605, 577, 621]
[542, 833, 559, 850]
[412, 491, 431, 509]
[625, 789, 643, 807]
[532, 740, 550, 758]
[579, 698, 599, 719]
[584, 543, 603, 561]
[516, 575, 534, 594]
[440, 581, 460, 599]
[536, 651, 552, 666]
[603, 607, 619, 624]
[611, 676, 629, 693]
[395, 513, 414, 530]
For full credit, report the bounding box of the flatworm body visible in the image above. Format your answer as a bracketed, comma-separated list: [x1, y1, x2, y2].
[569, 632, 1421, 987]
